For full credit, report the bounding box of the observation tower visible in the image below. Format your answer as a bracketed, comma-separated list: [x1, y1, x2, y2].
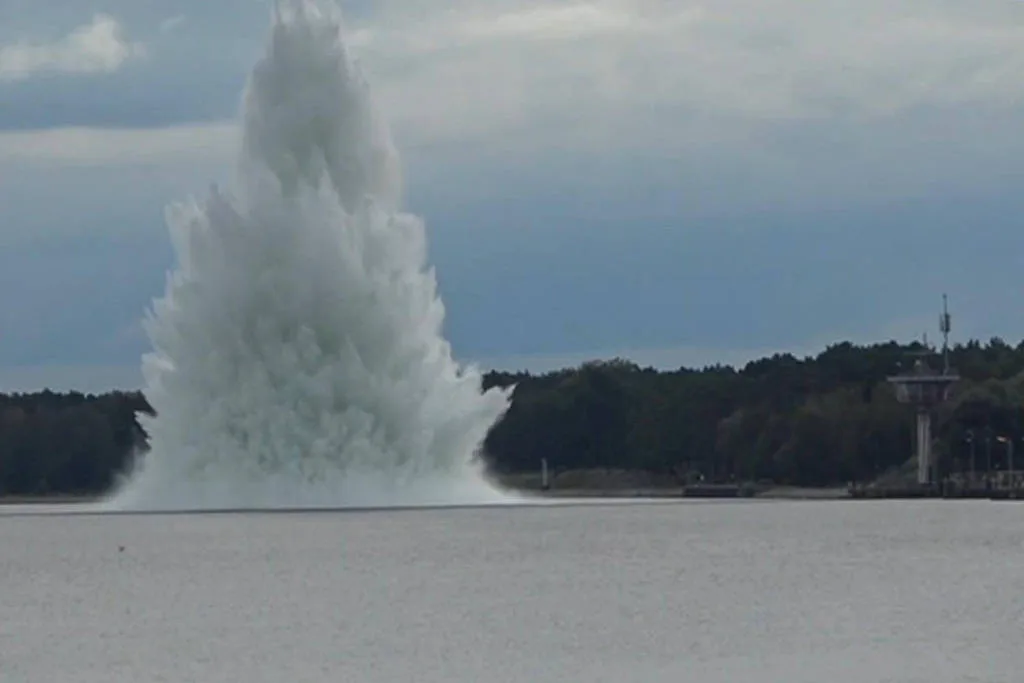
[886, 295, 960, 485]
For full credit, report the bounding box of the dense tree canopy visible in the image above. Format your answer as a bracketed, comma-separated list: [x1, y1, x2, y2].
[3, 338, 1024, 496]
[0, 390, 151, 496]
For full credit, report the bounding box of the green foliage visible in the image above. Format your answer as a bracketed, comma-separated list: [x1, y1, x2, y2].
[3, 338, 1024, 496]
[0, 390, 150, 496]
[482, 339, 1024, 486]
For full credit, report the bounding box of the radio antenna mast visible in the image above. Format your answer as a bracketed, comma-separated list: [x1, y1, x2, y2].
[939, 293, 952, 375]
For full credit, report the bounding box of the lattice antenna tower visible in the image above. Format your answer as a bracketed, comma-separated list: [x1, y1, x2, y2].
[939, 293, 952, 375]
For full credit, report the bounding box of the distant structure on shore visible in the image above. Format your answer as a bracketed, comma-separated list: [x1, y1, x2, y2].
[886, 295, 960, 485]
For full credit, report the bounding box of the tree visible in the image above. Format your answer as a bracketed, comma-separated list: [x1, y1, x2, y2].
[4, 337, 1024, 495]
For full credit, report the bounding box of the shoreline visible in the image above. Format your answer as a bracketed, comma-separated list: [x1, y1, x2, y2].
[0, 495, 99, 505]
[529, 486, 851, 500]
[0, 486, 851, 506]
[5, 486, 1021, 507]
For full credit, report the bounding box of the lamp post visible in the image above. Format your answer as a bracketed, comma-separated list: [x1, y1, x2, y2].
[1011, 438, 1016, 488]
[996, 436, 1011, 488]
[965, 430, 975, 483]
[996, 436, 1018, 489]
[985, 427, 993, 480]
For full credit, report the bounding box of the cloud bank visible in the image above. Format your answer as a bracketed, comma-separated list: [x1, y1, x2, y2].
[0, 0, 1023, 390]
[0, 14, 143, 82]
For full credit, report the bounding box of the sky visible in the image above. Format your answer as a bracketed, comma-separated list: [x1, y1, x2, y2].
[1, 0, 1024, 392]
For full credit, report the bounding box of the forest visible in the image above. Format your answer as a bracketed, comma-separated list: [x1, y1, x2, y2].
[1, 338, 1023, 496]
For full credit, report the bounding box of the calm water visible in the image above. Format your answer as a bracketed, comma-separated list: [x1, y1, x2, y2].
[2, 499, 1022, 682]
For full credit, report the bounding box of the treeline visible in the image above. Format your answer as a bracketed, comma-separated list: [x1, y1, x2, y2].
[483, 338, 1024, 486]
[2, 339, 1024, 496]
[0, 390, 151, 496]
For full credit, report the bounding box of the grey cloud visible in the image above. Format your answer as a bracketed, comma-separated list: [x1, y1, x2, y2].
[2, 0, 1024, 373]
[0, 14, 143, 82]
[0, 0, 264, 129]
[5, 0, 1024, 146]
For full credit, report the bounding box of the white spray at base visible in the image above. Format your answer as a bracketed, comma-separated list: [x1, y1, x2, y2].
[105, 0, 515, 511]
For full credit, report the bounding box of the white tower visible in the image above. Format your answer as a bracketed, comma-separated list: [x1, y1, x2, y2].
[887, 295, 960, 485]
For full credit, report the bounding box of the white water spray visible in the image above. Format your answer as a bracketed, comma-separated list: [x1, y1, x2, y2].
[107, 0, 513, 511]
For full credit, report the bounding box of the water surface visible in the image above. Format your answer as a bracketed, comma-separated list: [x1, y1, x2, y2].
[3, 500, 1021, 682]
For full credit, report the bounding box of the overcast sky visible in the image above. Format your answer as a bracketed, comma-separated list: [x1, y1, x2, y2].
[2, 0, 1024, 392]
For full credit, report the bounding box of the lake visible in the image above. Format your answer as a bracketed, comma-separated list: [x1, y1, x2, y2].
[2, 499, 1021, 682]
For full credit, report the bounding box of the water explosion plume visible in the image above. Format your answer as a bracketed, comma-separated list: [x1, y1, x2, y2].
[107, 0, 513, 511]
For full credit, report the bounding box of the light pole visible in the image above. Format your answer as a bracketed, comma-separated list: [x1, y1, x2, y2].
[985, 427, 993, 482]
[965, 430, 975, 483]
[996, 436, 1013, 488]
[1002, 436, 1019, 488]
